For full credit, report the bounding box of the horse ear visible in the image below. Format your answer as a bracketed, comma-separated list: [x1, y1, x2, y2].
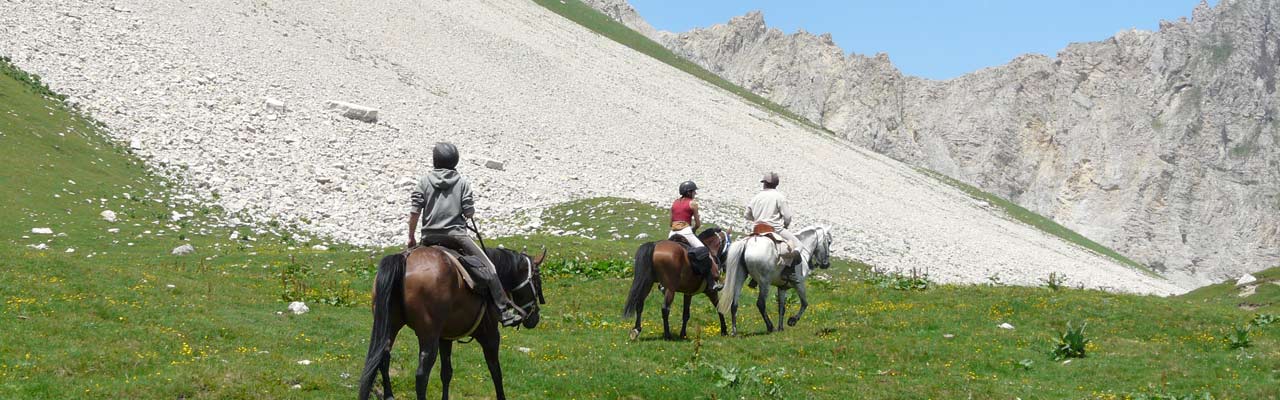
[534, 247, 547, 264]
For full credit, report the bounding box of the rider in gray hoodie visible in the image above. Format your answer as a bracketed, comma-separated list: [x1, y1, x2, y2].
[408, 142, 523, 327]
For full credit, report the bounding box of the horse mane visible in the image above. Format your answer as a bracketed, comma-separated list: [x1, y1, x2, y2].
[484, 248, 525, 287]
[697, 227, 723, 241]
[793, 225, 824, 238]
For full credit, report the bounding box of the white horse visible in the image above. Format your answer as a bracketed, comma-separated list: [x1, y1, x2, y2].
[717, 225, 832, 334]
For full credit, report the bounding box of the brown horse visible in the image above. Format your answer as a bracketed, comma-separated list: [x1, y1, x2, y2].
[358, 247, 546, 400]
[623, 228, 731, 340]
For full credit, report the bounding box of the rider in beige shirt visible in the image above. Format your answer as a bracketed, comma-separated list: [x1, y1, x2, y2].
[744, 172, 802, 265]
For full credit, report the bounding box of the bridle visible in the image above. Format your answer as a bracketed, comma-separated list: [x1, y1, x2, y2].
[510, 253, 545, 315]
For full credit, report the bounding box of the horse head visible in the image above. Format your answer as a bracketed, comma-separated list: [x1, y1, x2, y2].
[697, 227, 730, 262]
[811, 226, 833, 269]
[516, 248, 548, 329]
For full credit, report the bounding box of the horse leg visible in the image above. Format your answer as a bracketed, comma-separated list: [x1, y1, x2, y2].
[788, 281, 810, 327]
[630, 289, 645, 341]
[479, 328, 506, 400]
[756, 283, 774, 333]
[707, 291, 727, 336]
[380, 322, 403, 400]
[414, 336, 440, 400]
[661, 288, 676, 340]
[679, 293, 692, 338]
[438, 340, 453, 400]
[775, 287, 788, 332]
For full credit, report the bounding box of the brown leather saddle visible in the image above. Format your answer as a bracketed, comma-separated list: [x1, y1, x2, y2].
[752, 223, 775, 235]
[749, 223, 790, 247]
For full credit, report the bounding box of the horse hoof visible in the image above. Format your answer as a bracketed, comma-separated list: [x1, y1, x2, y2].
[629, 329, 640, 341]
[787, 318, 799, 327]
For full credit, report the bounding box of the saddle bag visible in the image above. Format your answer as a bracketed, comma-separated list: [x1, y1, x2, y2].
[688, 246, 712, 276]
[457, 255, 493, 291]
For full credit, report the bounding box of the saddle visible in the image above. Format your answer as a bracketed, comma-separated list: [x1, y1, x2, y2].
[432, 246, 491, 293]
[749, 223, 792, 251]
[667, 235, 714, 276]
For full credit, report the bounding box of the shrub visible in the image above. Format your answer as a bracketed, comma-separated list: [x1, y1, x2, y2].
[692, 361, 786, 399]
[865, 268, 930, 291]
[1249, 313, 1276, 328]
[1050, 321, 1091, 360]
[1043, 272, 1067, 291]
[1224, 326, 1251, 350]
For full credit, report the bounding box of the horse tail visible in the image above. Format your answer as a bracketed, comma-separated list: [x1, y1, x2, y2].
[717, 239, 749, 316]
[358, 253, 406, 400]
[622, 241, 657, 318]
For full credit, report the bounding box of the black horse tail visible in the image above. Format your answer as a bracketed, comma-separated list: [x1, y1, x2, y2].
[622, 241, 657, 319]
[358, 253, 406, 400]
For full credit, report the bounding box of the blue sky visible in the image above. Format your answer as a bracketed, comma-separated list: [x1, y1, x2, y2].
[628, 0, 1215, 80]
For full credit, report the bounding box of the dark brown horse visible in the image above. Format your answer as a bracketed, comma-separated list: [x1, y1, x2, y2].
[358, 247, 546, 400]
[623, 228, 731, 340]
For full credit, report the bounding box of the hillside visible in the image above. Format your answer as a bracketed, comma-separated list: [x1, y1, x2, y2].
[0, 0, 1178, 293]
[585, 0, 1280, 288]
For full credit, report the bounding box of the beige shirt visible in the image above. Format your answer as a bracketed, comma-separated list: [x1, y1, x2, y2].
[744, 189, 792, 230]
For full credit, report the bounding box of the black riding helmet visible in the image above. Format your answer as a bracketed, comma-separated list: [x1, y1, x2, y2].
[432, 142, 459, 170]
[679, 181, 698, 197]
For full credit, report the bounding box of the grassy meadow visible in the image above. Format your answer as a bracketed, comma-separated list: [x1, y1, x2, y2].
[2, 56, 1279, 400]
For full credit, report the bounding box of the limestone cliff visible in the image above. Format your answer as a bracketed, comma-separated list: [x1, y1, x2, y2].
[591, 0, 1280, 286]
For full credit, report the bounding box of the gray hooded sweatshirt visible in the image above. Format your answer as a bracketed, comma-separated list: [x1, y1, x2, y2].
[408, 168, 474, 235]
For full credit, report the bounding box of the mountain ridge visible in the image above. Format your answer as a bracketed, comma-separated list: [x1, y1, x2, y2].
[586, 0, 1280, 287]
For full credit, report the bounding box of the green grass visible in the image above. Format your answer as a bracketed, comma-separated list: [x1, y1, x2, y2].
[532, 0, 827, 133]
[918, 168, 1154, 275]
[1181, 267, 1280, 314]
[3, 59, 1280, 399]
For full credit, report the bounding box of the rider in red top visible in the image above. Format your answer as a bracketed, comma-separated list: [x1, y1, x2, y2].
[669, 181, 722, 291]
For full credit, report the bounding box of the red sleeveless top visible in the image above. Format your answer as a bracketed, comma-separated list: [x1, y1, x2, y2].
[670, 197, 694, 223]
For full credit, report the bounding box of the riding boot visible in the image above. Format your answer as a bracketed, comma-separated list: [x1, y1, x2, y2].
[481, 271, 523, 327]
[707, 260, 723, 291]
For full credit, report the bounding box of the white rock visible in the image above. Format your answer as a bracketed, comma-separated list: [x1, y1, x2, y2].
[264, 97, 286, 112]
[31, 228, 53, 235]
[1236, 274, 1258, 286]
[101, 210, 118, 222]
[516, 347, 531, 354]
[998, 323, 1015, 330]
[171, 244, 195, 256]
[315, 177, 333, 184]
[65, 248, 75, 253]
[107, 228, 120, 233]
[482, 158, 505, 171]
[634, 233, 649, 240]
[324, 100, 378, 123]
[311, 245, 329, 251]
[166, 284, 176, 289]
[395, 176, 417, 189]
[296, 359, 312, 365]
[29, 243, 48, 250]
[129, 138, 143, 150]
[288, 301, 310, 314]
[290, 384, 302, 390]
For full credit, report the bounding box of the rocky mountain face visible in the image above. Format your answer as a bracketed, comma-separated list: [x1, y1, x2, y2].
[590, 0, 1280, 287]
